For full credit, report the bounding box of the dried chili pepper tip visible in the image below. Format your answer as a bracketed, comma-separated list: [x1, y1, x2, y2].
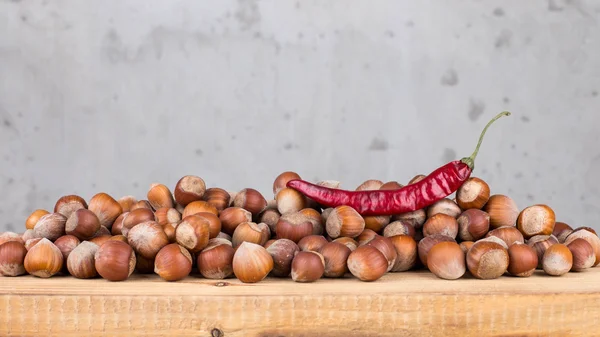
[459, 111, 511, 170]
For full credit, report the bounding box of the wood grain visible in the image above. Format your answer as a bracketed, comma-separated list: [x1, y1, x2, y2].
[1, 268, 599, 336]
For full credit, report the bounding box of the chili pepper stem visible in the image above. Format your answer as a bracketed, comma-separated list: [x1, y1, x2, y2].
[461, 111, 511, 170]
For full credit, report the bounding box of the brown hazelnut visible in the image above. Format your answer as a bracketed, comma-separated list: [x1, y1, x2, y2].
[332, 237, 358, 252]
[478, 236, 509, 249]
[299, 208, 324, 235]
[127, 221, 169, 259]
[33, 213, 67, 241]
[542, 243, 572, 276]
[423, 213, 459, 239]
[24, 238, 42, 251]
[117, 196, 137, 213]
[174, 175, 206, 206]
[88, 235, 112, 247]
[131, 200, 153, 211]
[356, 229, 379, 245]
[273, 171, 302, 195]
[154, 243, 193, 281]
[459, 241, 474, 254]
[66, 241, 99, 279]
[110, 212, 127, 236]
[275, 212, 314, 243]
[266, 238, 299, 277]
[517, 204, 556, 239]
[193, 212, 221, 239]
[162, 223, 177, 243]
[318, 242, 351, 277]
[553, 222, 574, 243]
[363, 235, 397, 272]
[317, 180, 341, 188]
[216, 232, 232, 241]
[233, 188, 268, 216]
[291, 251, 325, 282]
[65, 209, 101, 240]
[232, 222, 270, 247]
[418, 234, 456, 267]
[485, 226, 524, 247]
[24, 238, 63, 278]
[0, 231, 24, 246]
[297, 235, 328, 252]
[21, 229, 38, 242]
[564, 230, 600, 267]
[383, 221, 416, 238]
[175, 215, 210, 253]
[94, 240, 136, 281]
[147, 183, 175, 210]
[276, 188, 306, 215]
[483, 194, 519, 229]
[320, 208, 334, 225]
[219, 207, 253, 235]
[379, 181, 404, 190]
[232, 241, 273, 283]
[391, 209, 427, 229]
[54, 235, 80, 267]
[456, 177, 490, 210]
[466, 241, 509, 279]
[110, 235, 128, 243]
[202, 188, 231, 212]
[506, 243, 538, 277]
[426, 199, 461, 218]
[408, 174, 426, 185]
[355, 179, 384, 191]
[566, 238, 595, 272]
[197, 238, 234, 279]
[427, 242, 466, 280]
[326, 206, 365, 239]
[25, 209, 49, 230]
[389, 235, 417, 272]
[54, 195, 88, 218]
[527, 234, 558, 269]
[363, 215, 391, 233]
[88, 193, 123, 229]
[182, 200, 219, 218]
[154, 207, 181, 226]
[457, 209, 490, 241]
[121, 208, 156, 237]
[347, 245, 388, 282]
[258, 208, 281, 234]
[92, 225, 111, 238]
[0, 241, 28, 276]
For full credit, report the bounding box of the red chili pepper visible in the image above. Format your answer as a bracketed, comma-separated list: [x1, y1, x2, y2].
[287, 112, 511, 216]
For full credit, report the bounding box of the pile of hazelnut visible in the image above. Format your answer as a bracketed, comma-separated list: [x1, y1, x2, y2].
[0, 172, 598, 283]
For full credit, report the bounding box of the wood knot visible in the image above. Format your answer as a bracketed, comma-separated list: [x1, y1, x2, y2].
[214, 281, 228, 287]
[211, 328, 224, 337]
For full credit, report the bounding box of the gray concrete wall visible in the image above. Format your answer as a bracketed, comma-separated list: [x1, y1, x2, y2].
[1, 0, 599, 232]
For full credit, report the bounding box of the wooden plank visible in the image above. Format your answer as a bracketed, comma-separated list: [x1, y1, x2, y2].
[1, 268, 599, 336]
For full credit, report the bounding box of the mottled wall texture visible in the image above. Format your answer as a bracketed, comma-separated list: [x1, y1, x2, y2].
[1, 1, 599, 232]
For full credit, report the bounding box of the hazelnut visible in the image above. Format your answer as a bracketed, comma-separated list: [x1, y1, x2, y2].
[54, 235, 80, 268]
[232, 242, 274, 283]
[219, 207, 253, 235]
[275, 213, 314, 243]
[389, 235, 417, 272]
[566, 238, 595, 271]
[380, 181, 404, 190]
[363, 215, 391, 233]
[94, 240, 136, 281]
[174, 175, 206, 206]
[426, 199, 461, 218]
[25, 209, 49, 230]
[266, 238, 299, 277]
[299, 208, 324, 235]
[417, 234, 456, 267]
[135, 254, 155, 274]
[466, 241, 509, 279]
[485, 226, 524, 247]
[347, 245, 388, 282]
[131, 200, 153, 211]
[147, 183, 175, 210]
[54, 195, 88, 218]
[391, 209, 427, 229]
[355, 179, 384, 191]
[457, 209, 490, 241]
[67, 241, 99, 279]
[574, 227, 597, 236]
[110, 235, 128, 243]
[33, 213, 67, 241]
[383, 221, 415, 238]
[182, 200, 218, 218]
[553, 222, 574, 243]
[88, 235, 112, 247]
[507, 243, 538, 277]
[297, 235, 328, 252]
[332, 237, 358, 251]
[233, 188, 268, 215]
[117, 196, 137, 213]
[65, 209, 101, 240]
[477, 236, 509, 249]
[162, 223, 177, 243]
[276, 188, 306, 215]
[92, 225, 111, 238]
[232, 222, 270, 247]
[202, 188, 231, 212]
[564, 230, 600, 267]
[317, 180, 341, 188]
[273, 171, 302, 195]
[483, 194, 519, 229]
[363, 235, 397, 272]
[423, 213, 459, 239]
[111, 212, 127, 235]
[320, 208, 334, 225]
[318, 242, 351, 277]
[88, 193, 123, 229]
[291, 251, 325, 282]
[517, 204, 556, 239]
[197, 238, 234, 279]
[154, 208, 182, 226]
[21, 229, 38, 243]
[258, 208, 281, 234]
[24, 238, 42, 251]
[127, 221, 169, 259]
[227, 191, 238, 206]
[326, 206, 365, 239]
[356, 229, 379, 245]
[24, 238, 63, 278]
[459, 241, 474, 254]
[528, 234, 559, 269]
[542, 243, 572, 276]
[456, 177, 490, 210]
[154, 243, 193, 281]
[0, 231, 24, 246]
[175, 215, 210, 253]
[194, 212, 221, 239]
[408, 174, 426, 185]
[426, 242, 466, 280]
[0, 241, 28, 276]
[216, 232, 232, 241]
[121, 208, 156, 237]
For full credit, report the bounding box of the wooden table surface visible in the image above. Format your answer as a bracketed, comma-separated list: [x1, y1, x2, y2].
[1, 267, 599, 336]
